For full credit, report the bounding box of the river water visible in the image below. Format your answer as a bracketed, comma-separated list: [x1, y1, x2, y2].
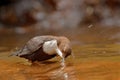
[0, 26, 120, 80]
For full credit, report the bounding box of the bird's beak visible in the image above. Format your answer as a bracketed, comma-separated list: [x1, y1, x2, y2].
[56, 48, 63, 58]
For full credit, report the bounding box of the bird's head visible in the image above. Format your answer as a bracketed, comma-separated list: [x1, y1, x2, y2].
[43, 39, 72, 59]
[61, 44, 72, 58]
[57, 36, 72, 58]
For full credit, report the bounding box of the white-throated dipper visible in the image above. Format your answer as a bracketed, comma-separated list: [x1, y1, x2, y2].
[12, 35, 71, 62]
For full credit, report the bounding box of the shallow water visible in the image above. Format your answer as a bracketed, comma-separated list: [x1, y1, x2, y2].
[0, 26, 120, 80]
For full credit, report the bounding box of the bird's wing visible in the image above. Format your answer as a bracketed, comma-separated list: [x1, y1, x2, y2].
[15, 36, 55, 56]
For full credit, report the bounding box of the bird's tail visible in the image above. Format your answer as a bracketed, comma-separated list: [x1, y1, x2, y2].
[8, 48, 23, 57]
[9, 51, 19, 57]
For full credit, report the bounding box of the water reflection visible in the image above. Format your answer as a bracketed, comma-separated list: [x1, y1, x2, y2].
[0, 26, 120, 80]
[0, 50, 78, 80]
[1, 44, 120, 80]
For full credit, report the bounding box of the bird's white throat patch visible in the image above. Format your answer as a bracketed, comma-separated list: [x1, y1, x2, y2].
[43, 40, 63, 58]
[43, 40, 64, 65]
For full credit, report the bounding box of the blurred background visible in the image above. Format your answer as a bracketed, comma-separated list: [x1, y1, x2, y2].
[1, 1, 120, 80]
[0, 0, 120, 49]
[0, 0, 120, 29]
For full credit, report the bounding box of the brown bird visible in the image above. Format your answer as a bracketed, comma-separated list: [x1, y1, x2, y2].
[12, 35, 72, 62]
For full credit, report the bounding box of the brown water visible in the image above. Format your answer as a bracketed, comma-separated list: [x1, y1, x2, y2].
[0, 26, 120, 80]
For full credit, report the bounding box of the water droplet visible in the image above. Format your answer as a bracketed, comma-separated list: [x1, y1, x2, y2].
[64, 73, 68, 80]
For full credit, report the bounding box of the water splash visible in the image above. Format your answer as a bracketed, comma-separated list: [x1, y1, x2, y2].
[56, 48, 66, 68]
[51, 60, 69, 80]
[60, 57, 69, 80]
[52, 48, 69, 80]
